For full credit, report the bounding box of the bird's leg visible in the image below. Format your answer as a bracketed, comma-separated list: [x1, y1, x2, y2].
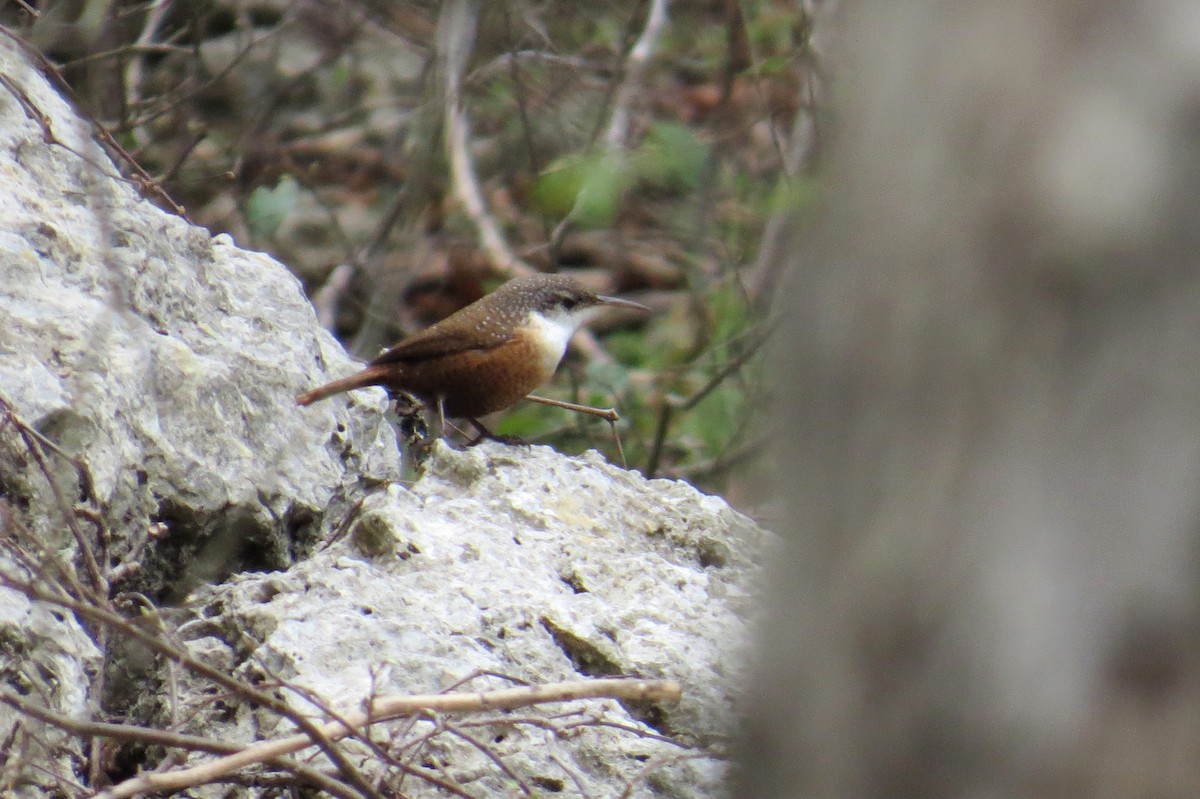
[465, 418, 527, 447]
[435, 396, 447, 439]
[465, 417, 492, 443]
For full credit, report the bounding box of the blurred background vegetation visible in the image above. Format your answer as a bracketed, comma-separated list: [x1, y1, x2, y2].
[1, 0, 824, 513]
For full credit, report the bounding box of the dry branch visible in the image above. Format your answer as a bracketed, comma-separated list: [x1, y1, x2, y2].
[95, 678, 681, 799]
[604, 0, 670, 149]
[438, 0, 532, 278]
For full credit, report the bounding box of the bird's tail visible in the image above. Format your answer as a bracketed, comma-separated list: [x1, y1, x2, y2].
[296, 365, 391, 406]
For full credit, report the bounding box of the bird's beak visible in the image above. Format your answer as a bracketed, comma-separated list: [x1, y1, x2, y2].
[597, 295, 651, 313]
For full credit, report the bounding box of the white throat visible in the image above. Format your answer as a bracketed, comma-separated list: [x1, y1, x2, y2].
[525, 307, 599, 373]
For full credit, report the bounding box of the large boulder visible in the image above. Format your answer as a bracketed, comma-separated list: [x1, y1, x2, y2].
[0, 34, 766, 798]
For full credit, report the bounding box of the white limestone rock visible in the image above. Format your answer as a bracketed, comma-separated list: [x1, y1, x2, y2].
[0, 30, 771, 799]
[179, 441, 768, 797]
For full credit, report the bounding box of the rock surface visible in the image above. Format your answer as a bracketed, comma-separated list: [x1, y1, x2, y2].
[178, 441, 766, 796]
[0, 33, 768, 798]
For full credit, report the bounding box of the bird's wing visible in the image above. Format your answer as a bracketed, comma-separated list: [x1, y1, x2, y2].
[368, 316, 514, 365]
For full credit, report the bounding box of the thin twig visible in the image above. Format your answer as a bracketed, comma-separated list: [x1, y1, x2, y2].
[0, 28, 186, 215]
[524, 394, 619, 422]
[64, 42, 191, 70]
[643, 318, 775, 477]
[549, 752, 594, 798]
[261, 668, 389, 799]
[0, 571, 378, 799]
[748, 14, 825, 309]
[618, 751, 723, 799]
[433, 2, 615, 366]
[466, 51, 597, 86]
[438, 0, 531, 278]
[603, 0, 670, 149]
[551, 0, 669, 269]
[123, 0, 171, 150]
[644, 400, 672, 479]
[0, 675, 364, 799]
[671, 432, 771, 484]
[677, 319, 776, 414]
[502, 9, 545, 186]
[421, 743, 481, 799]
[0, 689, 241, 756]
[524, 394, 629, 466]
[443, 722, 532, 796]
[0, 397, 106, 596]
[96, 679, 681, 799]
[311, 262, 357, 330]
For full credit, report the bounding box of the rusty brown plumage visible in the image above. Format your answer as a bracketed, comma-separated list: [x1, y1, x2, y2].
[297, 273, 648, 422]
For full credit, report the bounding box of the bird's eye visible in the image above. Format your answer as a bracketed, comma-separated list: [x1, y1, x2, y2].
[560, 293, 580, 310]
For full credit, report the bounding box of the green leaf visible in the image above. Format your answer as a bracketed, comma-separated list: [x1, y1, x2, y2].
[766, 176, 820, 214]
[750, 54, 792, 77]
[532, 151, 632, 228]
[633, 122, 709, 192]
[570, 151, 631, 227]
[245, 177, 299, 240]
[495, 402, 556, 438]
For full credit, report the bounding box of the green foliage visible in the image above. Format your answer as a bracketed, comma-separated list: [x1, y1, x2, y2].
[532, 151, 633, 228]
[767, 175, 820, 214]
[604, 328, 655, 370]
[496, 272, 769, 498]
[21, 0, 816, 501]
[245, 177, 299, 240]
[493, 402, 556, 439]
[680, 374, 741, 453]
[746, 2, 804, 54]
[750, 54, 793, 77]
[702, 282, 746, 340]
[532, 123, 709, 227]
[505, 2, 807, 493]
[633, 122, 710, 192]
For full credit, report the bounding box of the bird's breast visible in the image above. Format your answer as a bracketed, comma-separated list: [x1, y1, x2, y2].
[521, 310, 575, 375]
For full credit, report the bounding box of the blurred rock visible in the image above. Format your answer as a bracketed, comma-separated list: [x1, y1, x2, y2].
[741, 2, 1200, 797]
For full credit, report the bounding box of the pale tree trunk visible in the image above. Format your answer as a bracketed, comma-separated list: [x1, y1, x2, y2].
[738, 2, 1200, 797]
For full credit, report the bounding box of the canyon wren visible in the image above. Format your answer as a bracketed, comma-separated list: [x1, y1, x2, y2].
[296, 273, 649, 430]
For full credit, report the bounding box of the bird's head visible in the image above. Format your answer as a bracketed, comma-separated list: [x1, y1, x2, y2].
[497, 273, 650, 364]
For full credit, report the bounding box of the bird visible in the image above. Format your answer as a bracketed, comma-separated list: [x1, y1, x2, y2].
[296, 273, 649, 437]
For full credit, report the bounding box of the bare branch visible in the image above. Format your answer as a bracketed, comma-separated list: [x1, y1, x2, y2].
[0, 569, 378, 799]
[0, 395, 106, 598]
[96, 679, 681, 799]
[0, 689, 240, 756]
[123, 0, 171, 151]
[524, 395, 619, 422]
[438, 0, 532, 277]
[604, 0, 670, 149]
[524, 394, 628, 466]
[550, 0, 669, 279]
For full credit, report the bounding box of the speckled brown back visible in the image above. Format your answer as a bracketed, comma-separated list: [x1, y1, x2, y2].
[369, 273, 587, 365]
[365, 274, 593, 417]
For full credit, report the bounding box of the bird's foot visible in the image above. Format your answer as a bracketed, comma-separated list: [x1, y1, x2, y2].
[466, 433, 527, 447]
[465, 418, 528, 447]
